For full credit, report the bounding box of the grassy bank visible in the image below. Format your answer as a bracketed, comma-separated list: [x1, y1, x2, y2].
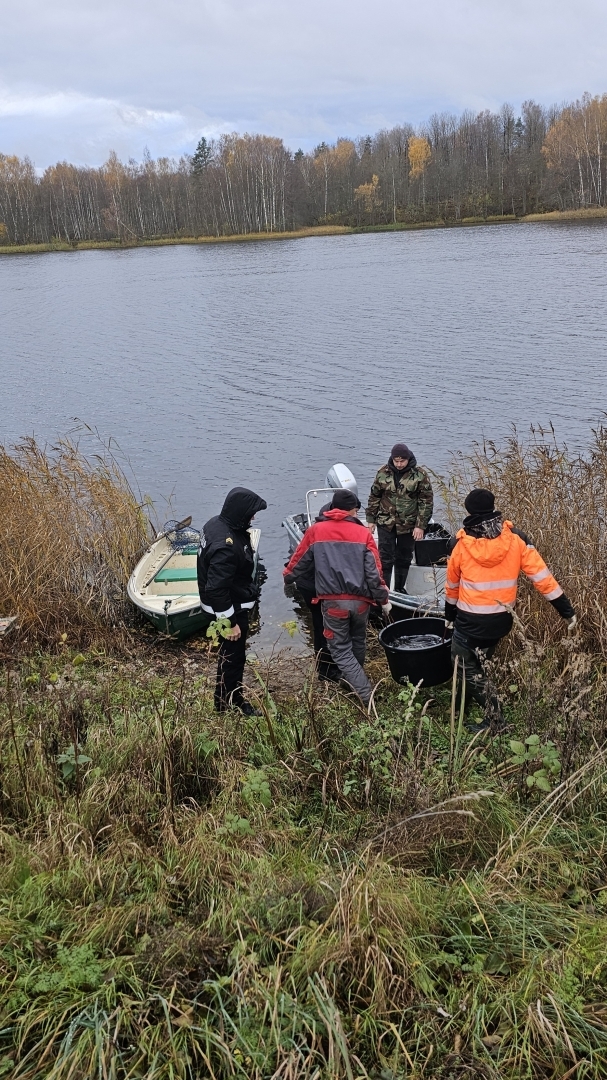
[522, 207, 607, 222]
[1, 208, 605, 256]
[2, 427, 607, 1076]
[1, 636, 607, 1078]
[0, 226, 351, 257]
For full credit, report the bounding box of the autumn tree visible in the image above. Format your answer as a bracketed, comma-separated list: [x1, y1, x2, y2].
[354, 174, 381, 222]
[408, 136, 431, 210]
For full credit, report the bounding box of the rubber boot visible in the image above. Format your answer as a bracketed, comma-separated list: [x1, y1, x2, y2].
[393, 569, 409, 594]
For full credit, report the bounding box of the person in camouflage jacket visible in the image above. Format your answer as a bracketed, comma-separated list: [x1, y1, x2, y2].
[366, 442, 433, 592]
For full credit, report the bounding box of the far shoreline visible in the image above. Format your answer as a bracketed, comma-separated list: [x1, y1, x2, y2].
[1, 206, 606, 256]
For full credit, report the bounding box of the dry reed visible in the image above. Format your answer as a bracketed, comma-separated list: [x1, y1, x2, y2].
[437, 423, 607, 656]
[0, 435, 150, 646]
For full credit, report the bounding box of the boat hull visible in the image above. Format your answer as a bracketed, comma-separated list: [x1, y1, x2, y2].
[128, 527, 261, 640]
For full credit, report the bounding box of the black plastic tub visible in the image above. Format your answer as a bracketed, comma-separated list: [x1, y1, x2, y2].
[414, 537, 449, 566]
[379, 617, 453, 687]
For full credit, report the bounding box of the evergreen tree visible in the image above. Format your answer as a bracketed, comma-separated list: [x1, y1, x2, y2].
[191, 137, 213, 174]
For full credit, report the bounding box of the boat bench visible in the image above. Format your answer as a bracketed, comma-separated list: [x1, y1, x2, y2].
[154, 568, 198, 583]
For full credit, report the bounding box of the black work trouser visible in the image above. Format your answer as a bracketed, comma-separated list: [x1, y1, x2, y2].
[451, 629, 503, 721]
[298, 587, 338, 678]
[215, 610, 249, 710]
[376, 526, 415, 591]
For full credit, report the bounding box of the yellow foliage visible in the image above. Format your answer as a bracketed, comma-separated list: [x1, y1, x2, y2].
[543, 94, 607, 171]
[408, 137, 431, 180]
[354, 174, 381, 212]
[0, 223, 8, 242]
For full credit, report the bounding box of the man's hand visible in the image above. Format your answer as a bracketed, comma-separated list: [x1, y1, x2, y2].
[367, 523, 376, 534]
[413, 527, 424, 541]
[225, 623, 241, 640]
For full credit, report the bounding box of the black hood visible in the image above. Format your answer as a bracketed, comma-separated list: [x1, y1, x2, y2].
[463, 510, 503, 539]
[389, 453, 417, 475]
[220, 487, 267, 530]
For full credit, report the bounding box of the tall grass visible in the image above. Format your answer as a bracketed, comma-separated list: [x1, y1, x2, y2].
[1, 653, 607, 1078]
[1, 426, 607, 1076]
[438, 423, 607, 655]
[0, 435, 149, 647]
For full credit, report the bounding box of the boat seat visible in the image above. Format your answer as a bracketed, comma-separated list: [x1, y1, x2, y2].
[154, 568, 198, 583]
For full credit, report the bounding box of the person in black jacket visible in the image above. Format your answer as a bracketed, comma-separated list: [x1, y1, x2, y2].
[197, 487, 267, 714]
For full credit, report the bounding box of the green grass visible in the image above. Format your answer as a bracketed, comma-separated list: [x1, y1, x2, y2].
[1, 642, 607, 1078]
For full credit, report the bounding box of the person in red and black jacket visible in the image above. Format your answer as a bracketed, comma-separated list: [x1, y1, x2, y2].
[284, 489, 390, 706]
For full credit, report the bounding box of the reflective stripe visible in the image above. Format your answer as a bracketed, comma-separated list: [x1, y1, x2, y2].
[201, 603, 235, 618]
[240, 600, 256, 610]
[457, 599, 507, 614]
[526, 567, 550, 583]
[545, 586, 563, 600]
[446, 578, 459, 590]
[461, 577, 517, 592]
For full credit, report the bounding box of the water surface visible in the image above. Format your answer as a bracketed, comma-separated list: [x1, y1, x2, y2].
[1, 222, 605, 647]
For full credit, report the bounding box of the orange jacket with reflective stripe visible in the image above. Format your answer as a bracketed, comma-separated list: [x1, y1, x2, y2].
[445, 520, 563, 616]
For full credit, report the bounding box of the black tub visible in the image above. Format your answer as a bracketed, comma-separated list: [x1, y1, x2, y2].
[414, 523, 451, 567]
[379, 617, 453, 687]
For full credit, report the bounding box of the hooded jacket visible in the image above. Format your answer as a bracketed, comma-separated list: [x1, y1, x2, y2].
[366, 454, 433, 534]
[197, 487, 267, 623]
[283, 509, 389, 605]
[445, 519, 574, 640]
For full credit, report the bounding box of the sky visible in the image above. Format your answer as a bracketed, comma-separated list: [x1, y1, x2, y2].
[1, 0, 606, 168]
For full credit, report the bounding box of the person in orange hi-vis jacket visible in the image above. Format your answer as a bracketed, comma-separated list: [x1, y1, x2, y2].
[445, 488, 576, 733]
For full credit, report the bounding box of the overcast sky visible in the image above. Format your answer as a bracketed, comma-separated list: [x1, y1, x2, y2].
[1, 0, 606, 168]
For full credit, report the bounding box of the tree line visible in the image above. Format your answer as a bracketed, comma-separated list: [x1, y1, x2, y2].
[1, 93, 606, 245]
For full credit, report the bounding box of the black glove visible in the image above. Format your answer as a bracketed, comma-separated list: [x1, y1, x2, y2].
[550, 593, 575, 620]
[444, 601, 457, 623]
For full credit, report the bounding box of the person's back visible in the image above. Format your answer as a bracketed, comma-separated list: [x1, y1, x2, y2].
[445, 488, 575, 732]
[284, 489, 390, 705]
[299, 508, 387, 603]
[198, 486, 267, 714]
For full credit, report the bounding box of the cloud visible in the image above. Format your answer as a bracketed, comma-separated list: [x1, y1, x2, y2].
[0, 86, 228, 166]
[1, 0, 606, 166]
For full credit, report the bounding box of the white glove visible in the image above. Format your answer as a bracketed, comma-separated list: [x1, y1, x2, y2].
[444, 621, 454, 630]
[567, 615, 578, 634]
[381, 602, 392, 616]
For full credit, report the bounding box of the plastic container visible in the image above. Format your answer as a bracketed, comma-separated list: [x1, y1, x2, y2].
[414, 537, 450, 566]
[379, 617, 453, 687]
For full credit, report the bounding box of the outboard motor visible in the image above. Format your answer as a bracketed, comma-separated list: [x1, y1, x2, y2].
[304, 463, 359, 525]
[326, 463, 358, 496]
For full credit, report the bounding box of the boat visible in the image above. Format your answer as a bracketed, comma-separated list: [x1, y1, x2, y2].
[282, 463, 448, 617]
[127, 518, 262, 639]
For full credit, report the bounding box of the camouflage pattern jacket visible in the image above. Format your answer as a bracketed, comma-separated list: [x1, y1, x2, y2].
[366, 456, 434, 534]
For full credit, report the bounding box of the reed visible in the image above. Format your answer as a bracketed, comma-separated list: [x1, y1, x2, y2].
[1, 426, 607, 1076]
[437, 424, 607, 656]
[0, 435, 149, 647]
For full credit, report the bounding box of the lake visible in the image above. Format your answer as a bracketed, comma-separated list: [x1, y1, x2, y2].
[1, 221, 606, 648]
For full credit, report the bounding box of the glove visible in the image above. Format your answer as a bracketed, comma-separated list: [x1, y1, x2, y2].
[444, 621, 454, 630]
[381, 602, 392, 616]
[567, 615, 578, 634]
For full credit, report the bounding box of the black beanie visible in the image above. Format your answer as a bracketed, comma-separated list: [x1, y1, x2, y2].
[391, 443, 411, 460]
[464, 488, 495, 515]
[331, 489, 361, 511]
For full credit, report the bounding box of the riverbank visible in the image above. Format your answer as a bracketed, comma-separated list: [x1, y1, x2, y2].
[2, 637, 607, 1078]
[1, 427, 607, 1075]
[1, 207, 605, 256]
